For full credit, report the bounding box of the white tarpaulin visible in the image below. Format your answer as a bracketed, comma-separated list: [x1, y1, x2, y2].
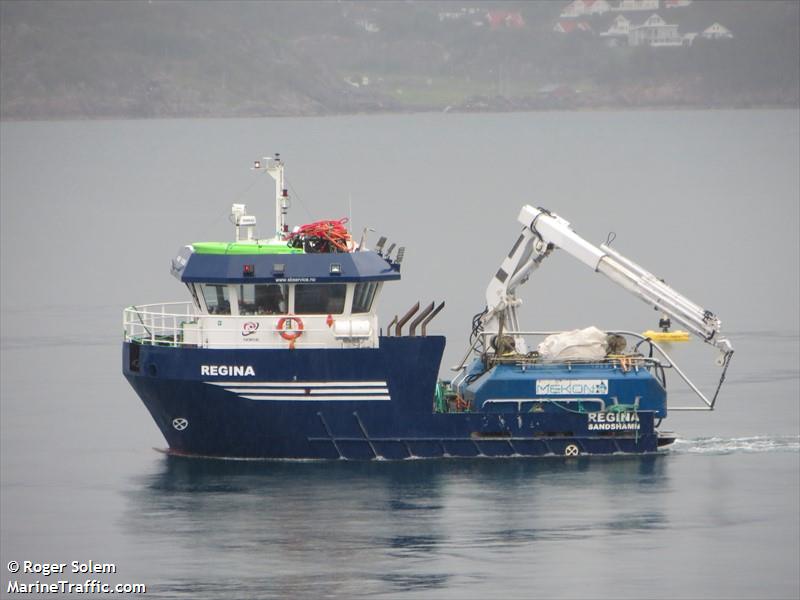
[537, 326, 608, 361]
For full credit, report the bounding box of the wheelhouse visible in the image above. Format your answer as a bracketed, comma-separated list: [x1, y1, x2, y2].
[124, 244, 401, 349]
[123, 156, 405, 350]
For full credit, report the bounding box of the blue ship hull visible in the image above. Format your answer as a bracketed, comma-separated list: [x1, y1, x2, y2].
[123, 337, 664, 460]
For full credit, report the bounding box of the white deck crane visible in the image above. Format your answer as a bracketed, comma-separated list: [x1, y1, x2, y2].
[481, 205, 734, 365]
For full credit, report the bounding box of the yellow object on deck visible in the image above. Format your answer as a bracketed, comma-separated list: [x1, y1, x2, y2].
[643, 330, 691, 342]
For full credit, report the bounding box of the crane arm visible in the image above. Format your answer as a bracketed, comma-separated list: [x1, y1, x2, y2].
[482, 205, 733, 361]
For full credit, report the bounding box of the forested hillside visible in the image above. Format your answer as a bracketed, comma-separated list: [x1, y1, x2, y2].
[1, 0, 797, 119]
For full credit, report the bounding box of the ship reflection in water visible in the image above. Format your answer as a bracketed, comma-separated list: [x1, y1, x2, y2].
[124, 455, 669, 598]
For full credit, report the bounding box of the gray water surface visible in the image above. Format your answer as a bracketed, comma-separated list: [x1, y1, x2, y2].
[1, 110, 798, 599]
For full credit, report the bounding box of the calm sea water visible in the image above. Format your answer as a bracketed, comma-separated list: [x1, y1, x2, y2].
[1, 110, 798, 599]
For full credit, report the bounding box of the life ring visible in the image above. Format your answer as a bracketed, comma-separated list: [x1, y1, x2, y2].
[276, 316, 304, 341]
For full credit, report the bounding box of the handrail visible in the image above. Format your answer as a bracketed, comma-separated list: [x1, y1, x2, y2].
[483, 398, 607, 412]
[452, 329, 721, 412]
[124, 302, 195, 347]
[122, 302, 375, 349]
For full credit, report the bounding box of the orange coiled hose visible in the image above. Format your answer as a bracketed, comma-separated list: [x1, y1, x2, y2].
[288, 218, 353, 252]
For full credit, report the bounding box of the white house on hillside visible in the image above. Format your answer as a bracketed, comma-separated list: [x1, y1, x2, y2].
[553, 20, 593, 33]
[628, 13, 682, 47]
[560, 0, 611, 18]
[601, 14, 632, 36]
[613, 0, 660, 11]
[702, 23, 733, 39]
[355, 19, 380, 33]
[600, 14, 632, 45]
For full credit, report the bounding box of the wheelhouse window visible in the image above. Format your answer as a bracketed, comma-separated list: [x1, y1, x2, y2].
[238, 284, 287, 315]
[352, 281, 378, 313]
[294, 284, 346, 315]
[200, 284, 231, 315]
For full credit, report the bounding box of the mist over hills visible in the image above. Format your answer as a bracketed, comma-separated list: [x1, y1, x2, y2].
[1, 0, 798, 120]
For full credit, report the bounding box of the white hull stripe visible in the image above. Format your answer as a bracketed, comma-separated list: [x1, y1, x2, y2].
[206, 381, 391, 401]
[233, 388, 388, 395]
[208, 381, 388, 388]
[240, 395, 391, 402]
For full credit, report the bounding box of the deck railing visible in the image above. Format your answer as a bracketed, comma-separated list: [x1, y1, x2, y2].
[122, 302, 356, 348]
[124, 302, 196, 346]
[451, 329, 718, 411]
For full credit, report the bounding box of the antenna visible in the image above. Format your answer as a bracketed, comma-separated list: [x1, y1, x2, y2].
[375, 236, 387, 255]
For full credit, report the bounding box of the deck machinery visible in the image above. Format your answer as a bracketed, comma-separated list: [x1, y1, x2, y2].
[445, 205, 733, 450]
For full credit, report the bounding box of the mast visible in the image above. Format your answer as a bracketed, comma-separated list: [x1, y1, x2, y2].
[253, 153, 289, 240]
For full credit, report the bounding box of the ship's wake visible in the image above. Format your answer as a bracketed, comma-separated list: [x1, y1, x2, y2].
[669, 435, 800, 455]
